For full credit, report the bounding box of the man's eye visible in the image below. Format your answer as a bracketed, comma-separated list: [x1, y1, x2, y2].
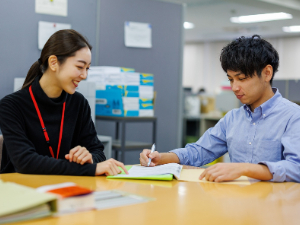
[239, 78, 246, 81]
[77, 66, 83, 69]
[228, 79, 233, 82]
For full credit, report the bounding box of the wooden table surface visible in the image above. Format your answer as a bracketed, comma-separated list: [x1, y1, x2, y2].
[1, 172, 300, 225]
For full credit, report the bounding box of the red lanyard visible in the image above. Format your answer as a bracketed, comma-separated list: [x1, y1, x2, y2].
[29, 85, 66, 159]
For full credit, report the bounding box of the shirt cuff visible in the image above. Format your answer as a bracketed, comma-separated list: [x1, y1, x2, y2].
[88, 163, 97, 176]
[259, 161, 286, 182]
[169, 148, 188, 165]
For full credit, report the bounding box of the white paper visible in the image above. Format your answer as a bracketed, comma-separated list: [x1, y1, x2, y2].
[122, 97, 139, 104]
[38, 21, 71, 50]
[124, 21, 152, 48]
[94, 190, 150, 210]
[35, 0, 68, 17]
[139, 109, 154, 117]
[36, 182, 76, 193]
[114, 163, 183, 179]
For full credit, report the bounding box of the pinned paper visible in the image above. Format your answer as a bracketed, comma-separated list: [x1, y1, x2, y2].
[124, 21, 152, 48]
[35, 0, 68, 17]
[38, 21, 71, 50]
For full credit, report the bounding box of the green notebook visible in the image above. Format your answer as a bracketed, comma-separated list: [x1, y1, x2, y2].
[107, 165, 175, 181]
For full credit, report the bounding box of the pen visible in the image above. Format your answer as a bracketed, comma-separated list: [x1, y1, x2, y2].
[147, 143, 156, 167]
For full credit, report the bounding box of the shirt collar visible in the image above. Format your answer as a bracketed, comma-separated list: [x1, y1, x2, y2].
[243, 88, 282, 119]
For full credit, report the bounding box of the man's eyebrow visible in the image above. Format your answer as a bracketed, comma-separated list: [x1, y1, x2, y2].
[227, 72, 242, 77]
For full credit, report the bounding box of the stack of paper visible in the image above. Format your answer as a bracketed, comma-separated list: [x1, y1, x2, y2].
[88, 66, 155, 117]
[36, 182, 95, 215]
[87, 66, 135, 90]
[88, 66, 135, 73]
[0, 180, 57, 224]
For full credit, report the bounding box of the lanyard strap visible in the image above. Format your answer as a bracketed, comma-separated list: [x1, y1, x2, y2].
[29, 85, 66, 159]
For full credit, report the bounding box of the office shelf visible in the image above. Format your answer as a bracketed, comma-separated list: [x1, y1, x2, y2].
[112, 140, 152, 150]
[96, 116, 157, 163]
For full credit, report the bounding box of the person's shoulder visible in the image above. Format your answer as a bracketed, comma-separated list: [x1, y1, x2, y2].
[280, 98, 300, 114]
[224, 106, 244, 118]
[0, 89, 28, 107]
[68, 91, 90, 108]
[219, 106, 244, 125]
[71, 91, 88, 103]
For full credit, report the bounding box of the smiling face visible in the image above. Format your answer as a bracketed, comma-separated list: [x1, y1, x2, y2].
[55, 47, 91, 95]
[227, 65, 274, 111]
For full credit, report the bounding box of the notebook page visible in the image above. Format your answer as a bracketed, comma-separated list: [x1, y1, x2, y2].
[113, 163, 182, 179]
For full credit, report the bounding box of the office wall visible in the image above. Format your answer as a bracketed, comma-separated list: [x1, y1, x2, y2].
[95, 0, 184, 164]
[183, 36, 300, 100]
[269, 36, 300, 80]
[0, 0, 184, 162]
[0, 0, 98, 100]
[183, 41, 229, 94]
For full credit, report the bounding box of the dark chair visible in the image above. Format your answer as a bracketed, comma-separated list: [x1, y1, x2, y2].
[0, 135, 3, 170]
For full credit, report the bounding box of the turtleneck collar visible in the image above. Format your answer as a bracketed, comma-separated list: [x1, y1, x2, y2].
[31, 75, 68, 106]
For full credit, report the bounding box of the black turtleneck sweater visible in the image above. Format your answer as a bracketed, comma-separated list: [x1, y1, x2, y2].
[0, 76, 106, 175]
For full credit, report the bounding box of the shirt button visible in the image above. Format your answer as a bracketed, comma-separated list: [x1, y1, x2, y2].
[263, 114, 266, 117]
[253, 123, 256, 125]
[249, 142, 252, 145]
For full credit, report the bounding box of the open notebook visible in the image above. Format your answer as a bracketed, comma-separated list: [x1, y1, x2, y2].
[107, 163, 183, 181]
[107, 164, 256, 185]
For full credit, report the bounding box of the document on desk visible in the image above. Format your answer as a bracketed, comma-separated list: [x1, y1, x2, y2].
[179, 169, 259, 185]
[107, 163, 183, 180]
[95, 190, 153, 210]
[0, 180, 57, 224]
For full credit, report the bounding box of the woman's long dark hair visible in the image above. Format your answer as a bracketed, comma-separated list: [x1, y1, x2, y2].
[22, 29, 92, 89]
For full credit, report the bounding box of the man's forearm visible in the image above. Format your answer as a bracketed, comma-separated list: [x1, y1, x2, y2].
[158, 153, 180, 165]
[243, 163, 273, 181]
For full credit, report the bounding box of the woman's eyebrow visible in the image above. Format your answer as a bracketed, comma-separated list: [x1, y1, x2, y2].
[77, 60, 87, 64]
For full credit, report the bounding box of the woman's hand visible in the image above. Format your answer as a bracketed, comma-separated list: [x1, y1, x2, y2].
[95, 158, 129, 176]
[65, 145, 93, 165]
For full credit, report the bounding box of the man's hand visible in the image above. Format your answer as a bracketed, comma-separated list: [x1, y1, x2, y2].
[95, 158, 129, 176]
[65, 145, 93, 165]
[199, 163, 273, 182]
[199, 163, 246, 182]
[140, 149, 161, 167]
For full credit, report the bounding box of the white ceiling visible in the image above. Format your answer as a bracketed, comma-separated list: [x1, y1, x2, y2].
[156, 0, 300, 42]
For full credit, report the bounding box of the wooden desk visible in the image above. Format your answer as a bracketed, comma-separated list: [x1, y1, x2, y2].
[1, 173, 300, 225]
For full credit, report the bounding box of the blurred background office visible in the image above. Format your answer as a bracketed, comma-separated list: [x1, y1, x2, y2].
[180, 0, 300, 158]
[0, 0, 300, 165]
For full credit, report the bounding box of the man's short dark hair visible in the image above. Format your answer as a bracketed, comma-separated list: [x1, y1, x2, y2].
[220, 35, 279, 85]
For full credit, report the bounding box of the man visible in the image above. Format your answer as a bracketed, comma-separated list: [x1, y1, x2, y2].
[140, 35, 300, 183]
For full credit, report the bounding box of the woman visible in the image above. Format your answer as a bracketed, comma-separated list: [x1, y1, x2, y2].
[0, 29, 128, 176]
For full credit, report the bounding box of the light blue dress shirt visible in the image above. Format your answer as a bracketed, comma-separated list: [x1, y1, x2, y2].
[171, 88, 300, 182]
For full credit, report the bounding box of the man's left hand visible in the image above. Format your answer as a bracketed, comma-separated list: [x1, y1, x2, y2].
[199, 163, 246, 182]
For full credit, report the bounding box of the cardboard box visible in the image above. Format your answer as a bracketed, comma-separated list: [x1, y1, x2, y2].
[96, 90, 123, 116]
[200, 95, 215, 113]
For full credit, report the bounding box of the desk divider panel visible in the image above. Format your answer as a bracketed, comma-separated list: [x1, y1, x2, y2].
[96, 0, 184, 164]
[0, 0, 184, 165]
